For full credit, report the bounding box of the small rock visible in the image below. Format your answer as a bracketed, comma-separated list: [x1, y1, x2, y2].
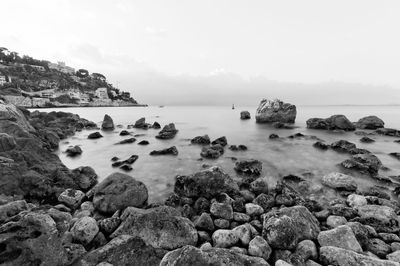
[347, 194, 367, 208]
[245, 203, 264, 216]
[210, 201, 233, 220]
[326, 215, 347, 228]
[211, 136, 227, 146]
[240, 111, 251, 120]
[317, 225, 362, 252]
[66, 145, 82, 157]
[212, 229, 239, 248]
[214, 218, 230, 229]
[71, 216, 99, 245]
[232, 224, 252, 245]
[191, 135, 211, 145]
[248, 235, 272, 261]
[234, 159, 262, 176]
[88, 132, 103, 139]
[150, 146, 178, 155]
[58, 189, 85, 209]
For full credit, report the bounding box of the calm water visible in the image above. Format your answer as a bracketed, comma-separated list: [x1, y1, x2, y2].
[33, 105, 400, 203]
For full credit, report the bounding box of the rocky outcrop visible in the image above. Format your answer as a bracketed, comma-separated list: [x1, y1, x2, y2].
[255, 99, 297, 123]
[156, 123, 178, 139]
[150, 146, 178, 156]
[306, 115, 356, 131]
[101, 114, 114, 130]
[240, 111, 251, 120]
[191, 135, 211, 145]
[356, 116, 385, 129]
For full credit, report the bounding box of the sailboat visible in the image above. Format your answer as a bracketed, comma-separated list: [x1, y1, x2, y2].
[232, 104, 235, 110]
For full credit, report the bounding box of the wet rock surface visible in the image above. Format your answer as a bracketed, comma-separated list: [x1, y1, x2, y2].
[255, 99, 297, 123]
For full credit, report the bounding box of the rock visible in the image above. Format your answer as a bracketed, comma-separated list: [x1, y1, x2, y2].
[357, 205, 400, 233]
[211, 136, 228, 146]
[77, 234, 167, 266]
[0, 133, 16, 152]
[232, 224, 252, 245]
[93, 172, 148, 214]
[380, 233, 400, 243]
[102, 114, 114, 130]
[322, 172, 357, 191]
[255, 99, 296, 123]
[313, 141, 329, 150]
[390, 153, 400, 160]
[156, 123, 178, 139]
[320, 246, 399, 266]
[318, 225, 362, 252]
[119, 130, 130, 136]
[360, 136, 375, 143]
[174, 166, 240, 199]
[214, 219, 230, 229]
[356, 116, 385, 129]
[152, 121, 161, 129]
[269, 133, 279, 139]
[330, 140, 357, 153]
[150, 146, 178, 156]
[66, 145, 82, 156]
[117, 137, 136, 144]
[111, 206, 197, 250]
[375, 128, 400, 137]
[138, 140, 149, 145]
[134, 117, 148, 129]
[160, 245, 269, 266]
[71, 216, 99, 245]
[326, 215, 347, 228]
[212, 229, 239, 248]
[295, 239, 318, 262]
[245, 203, 264, 216]
[233, 212, 251, 223]
[58, 188, 85, 209]
[250, 177, 269, 194]
[347, 194, 367, 208]
[306, 115, 356, 131]
[191, 135, 211, 145]
[391, 243, 400, 252]
[0, 200, 29, 222]
[210, 202, 233, 220]
[367, 238, 392, 258]
[341, 153, 382, 175]
[240, 111, 251, 120]
[387, 250, 400, 263]
[195, 213, 215, 231]
[234, 159, 262, 176]
[346, 221, 372, 249]
[263, 206, 320, 249]
[248, 235, 272, 260]
[228, 144, 248, 151]
[98, 217, 121, 235]
[88, 131, 103, 139]
[201, 144, 224, 159]
[71, 166, 98, 191]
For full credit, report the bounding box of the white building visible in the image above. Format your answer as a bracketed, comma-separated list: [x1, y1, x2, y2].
[95, 87, 109, 99]
[0, 75, 10, 85]
[48, 61, 75, 75]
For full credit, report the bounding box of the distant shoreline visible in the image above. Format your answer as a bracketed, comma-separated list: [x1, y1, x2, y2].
[26, 103, 148, 109]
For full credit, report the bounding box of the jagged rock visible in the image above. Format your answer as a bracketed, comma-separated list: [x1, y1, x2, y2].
[356, 116, 385, 129]
[320, 246, 399, 266]
[330, 140, 357, 152]
[174, 166, 239, 199]
[234, 159, 262, 176]
[150, 146, 178, 156]
[66, 145, 82, 156]
[134, 117, 148, 129]
[318, 225, 362, 252]
[152, 121, 161, 129]
[111, 206, 197, 250]
[58, 188, 85, 209]
[307, 115, 356, 131]
[191, 135, 211, 145]
[211, 136, 228, 146]
[71, 166, 98, 191]
[367, 238, 392, 258]
[210, 202, 233, 220]
[71, 216, 99, 245]
[357, 205, 399, 233]
[156, 123, 178, 139]
[159, 245, 269, 266]
[322, 172, 357, 191]
[269, 133, 279, 139]
[240, 111, 251, 120]
[77, 235, 167, 266]
[255, 99, 297, 123]
[341, 153, 382, 175]
[88, 131, 103, 139]
[0, 200, 29, 222]
[201, 144, 224, 159]
[101, 114, 114, 130]
[250, 177, 269, 194]
[93, 172, 148, 214]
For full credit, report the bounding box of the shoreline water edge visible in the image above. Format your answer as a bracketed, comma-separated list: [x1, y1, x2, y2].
[1, 97, 400, 265]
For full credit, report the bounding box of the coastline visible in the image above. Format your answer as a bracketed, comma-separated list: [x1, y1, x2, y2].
[26, 103, 149, 109]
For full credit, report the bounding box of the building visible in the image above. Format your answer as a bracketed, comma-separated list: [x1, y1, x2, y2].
[48, 61, 75, 75]
[95, 87, 109, 99]
[0, 75, 11, 85]
[40, 89, 55, 98]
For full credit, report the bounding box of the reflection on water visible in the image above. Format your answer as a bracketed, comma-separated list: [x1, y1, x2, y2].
[34, 105, 400, 203]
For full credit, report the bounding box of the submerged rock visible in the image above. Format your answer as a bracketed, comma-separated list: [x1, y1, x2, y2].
[134, 117, 149, 129]
[356, 116, 385, 129]
[93, 172, 148, 214]
[156, 123, 178, 139]
[150, 146, 178, 156]
[138, 140, 149, 145]
[307, 115, 356, 131]
[88, 131, 103, 139]
[211, 136, 228, 146]
[341, 153, 382, 175]
[228, 144, 247, 151]
[240, 111, 251, 120]
[255, 99, 297, 123]
[66, 145, 82, 157]
[389, 153, 400, 160]
[200, 144, 224, 159]
[101, 114, 114, 130]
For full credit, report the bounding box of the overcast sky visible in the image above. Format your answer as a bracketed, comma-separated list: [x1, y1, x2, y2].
[2, 0, 400, 105]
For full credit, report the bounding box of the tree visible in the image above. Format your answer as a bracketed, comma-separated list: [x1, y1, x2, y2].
[76, 69, 89, 78]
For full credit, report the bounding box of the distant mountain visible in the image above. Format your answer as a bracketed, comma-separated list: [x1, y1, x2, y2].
[0, 47, 143, 108]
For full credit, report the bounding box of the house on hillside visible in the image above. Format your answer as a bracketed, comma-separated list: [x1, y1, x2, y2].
[0, 75, 11, 85]
[95, 87, 109, 99]
[48, 61, 75, 75]
[40, 89, 55, 98]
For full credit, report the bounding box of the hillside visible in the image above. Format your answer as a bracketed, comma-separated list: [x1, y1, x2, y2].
[0, 47, 143, 107]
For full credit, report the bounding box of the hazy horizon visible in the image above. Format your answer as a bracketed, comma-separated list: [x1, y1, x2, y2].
[2, 0, 400, 105]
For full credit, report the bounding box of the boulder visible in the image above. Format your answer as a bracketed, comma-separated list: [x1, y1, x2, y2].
[357, 205, 399, 233]
[134, 117, 148, 129]
[152, 121, 161, 129]
[93, 172, 148, 214]
[194, 213, 215, 231]
[211, 136, 228, 146]
[58, 188, 85, 209]
[156, 123, 178, 139]
[341, 153, 382, 175]
[138, 140, 150, 145]
[321, 172, 357, 191]
[356, 116, 385, 129]
[0, 133, 16, 152]
[159, 245, 269, 266]
[367, 238, 392, 258]
[360, 136, 375, 143]
[119, 130, 130, 136]
[150, 146, 178, 156]
[111, 206, 198, 250]
[71, 216, 99, 245]
[174, 166, 240, 199]
[248, 236, 272, 261]
[212, 229, 239, 248]
[255, 99, 297, 123]
[318, 225, 362, 252]
[201, 144, 224, 159]
[210, 202, 234, 220]
[101, 114, 114, 130]
[88, 132, 103, 139]
[330, 140, 357, 153]
[306, 115, 356, 131]
[191, 135, 211, 145]
[234, 159, 262, 176]
[66, 145, 82, 157]
[240, 111, 251, 120]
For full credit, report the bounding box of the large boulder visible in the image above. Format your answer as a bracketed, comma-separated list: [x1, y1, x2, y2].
[357, 205, 400, 233]
[110, 206, 198, 250]
[156, 123, 178, 139]
[356, 116, 385, 129]
[101, 114, 114, 130]
[307, 115, 356, 131]
[321, 172, 357, 191]
[255, 99, 297, 123]
[341, 153, 382, 175]
[262, 206, 320, 249]
[240, 111, 251, 120]
[76, 235, 167, 266]
[93, 173, 148, 214]
[174, 166, 240, 199]
[159, 245, 269, 266]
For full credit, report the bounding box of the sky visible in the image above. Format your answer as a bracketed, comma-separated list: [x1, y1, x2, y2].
[1, 0, 400, 105]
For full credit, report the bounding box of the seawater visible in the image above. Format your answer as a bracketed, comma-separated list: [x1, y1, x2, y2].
[33, 105, 400, 203]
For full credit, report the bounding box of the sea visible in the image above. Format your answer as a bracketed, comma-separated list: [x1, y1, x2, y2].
[32, 105, 400, 204]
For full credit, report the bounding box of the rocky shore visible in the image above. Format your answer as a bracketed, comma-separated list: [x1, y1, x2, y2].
[1, 97, 400, 266]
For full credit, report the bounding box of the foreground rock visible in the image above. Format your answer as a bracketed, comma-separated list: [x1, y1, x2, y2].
[150, 146, 178, 156]
[357, 205, 399, 233]
[160, 245, 269, 266]
[200, 144, 224, 159]
[234, 159, 262, 176]
[356, 115, 385, 129]
[156, 123, 178, 139]
[341, 153, 382, 175]
[93, 172, 148, 214]
[322, 172, 357, 191]
[101, 114, 114, 130]
[318, 225, 362, 252]
[191, 135, 211, 145]
[111, 206, 197, 250]
[240, 111, 251, 120]
[255, 99, 297, 123]
[88, 131, 103, 139]
[306, 115, 356, 131]
[65, 145, 82, 157]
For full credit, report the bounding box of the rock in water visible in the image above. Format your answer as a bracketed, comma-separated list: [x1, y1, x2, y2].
[150, 146, 178, 155]
[307, 115, 355, 131]
[66, 145, 82, 157]
[93, 172, 148, 214]
[134, 117, 149, 129]
[156, 123, 178, 139]
[211, 136, 228, 146]
[160, 245, 269, 266]
[240, 111, 251, 120]
[234, 159, 262, 176]
[341, 153, 382, 175]
[88, 132, 103, 139]
[101, 114, 114, 130]
[322, 172, 357, 191]
[71, 216, 99, 245]
[111, 206, 198, 250]
[191, 135, 211, 145]
[255, 99, 297, 123]
[356, 116, 385, 129]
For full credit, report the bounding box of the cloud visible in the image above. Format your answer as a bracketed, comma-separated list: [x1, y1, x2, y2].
[144, 26, 167, 40]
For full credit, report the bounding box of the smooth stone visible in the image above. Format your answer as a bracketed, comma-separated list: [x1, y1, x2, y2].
[232, 224, 252, 245]
[58, 188, 85, 209]
[318, 225, 362, 252]
[248, 235, 272, 261]
[326, 215, 347, 228]
[71, 216, 99, 245]
[212, 229, 239, 248]
[347, 194, 367, 208]
[245, 203, 264, 216]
